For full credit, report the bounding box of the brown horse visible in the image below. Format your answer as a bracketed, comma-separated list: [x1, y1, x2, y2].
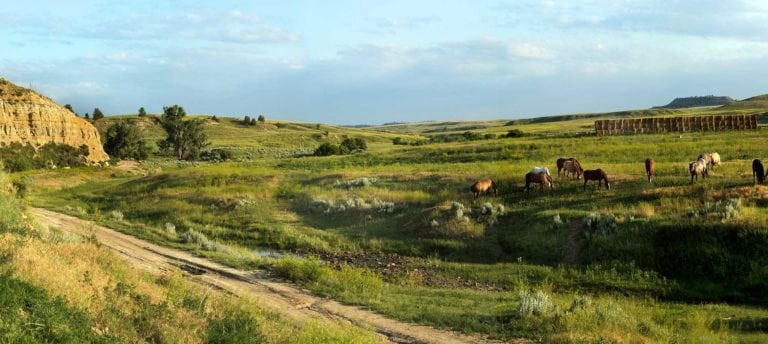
[525, 172, 554, 192]
[583, 169, 610, 190]
[556, 157, 573, 177]
[645, 158, 655, 184]
[562, 159, 584, 180]
[470, 179, 497, 199]
[753, 159, 765, 185]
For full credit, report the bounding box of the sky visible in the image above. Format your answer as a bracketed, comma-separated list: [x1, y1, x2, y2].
[2, 1, 768, 124]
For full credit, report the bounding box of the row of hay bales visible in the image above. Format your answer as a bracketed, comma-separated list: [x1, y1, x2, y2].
[594, 114, 757, 136]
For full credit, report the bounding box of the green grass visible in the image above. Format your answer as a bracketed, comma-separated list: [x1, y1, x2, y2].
[19, 101, 768, 342]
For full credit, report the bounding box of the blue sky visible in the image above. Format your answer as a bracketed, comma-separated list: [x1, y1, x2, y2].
[2, 1, 768, 124]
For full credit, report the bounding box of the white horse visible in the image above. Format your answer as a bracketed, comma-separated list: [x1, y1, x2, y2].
[529, 167, 551, 177]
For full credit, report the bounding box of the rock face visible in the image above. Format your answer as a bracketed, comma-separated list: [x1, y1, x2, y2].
[0, 78, 108, 163]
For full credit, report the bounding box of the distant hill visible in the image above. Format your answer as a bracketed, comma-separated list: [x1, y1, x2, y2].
[718, 94, 768, 111]
[654, 95, 734, 109]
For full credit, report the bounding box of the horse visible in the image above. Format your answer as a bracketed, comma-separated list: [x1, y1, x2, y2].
[525, 172, 554, 192]
[753, 159, 765, 185]
[529, 167, 551, 178]
[470, 179, 497, 199]
[645, 158, 655, 184]
[697, 152, 721, 170]
[583, 169, 610, 190]
[689, 158, 708, 183]
[711, 152, 721, 168]
[556, 158, 574, 177]
[562, 159, 583, 180]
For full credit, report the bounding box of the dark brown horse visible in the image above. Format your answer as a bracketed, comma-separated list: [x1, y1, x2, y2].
[645, 158, 655, 184]
[471, 179, 497, 199]
[583, 169, 610, 190]
[525, 172, 554, 192]
[753, 159, 765, 185]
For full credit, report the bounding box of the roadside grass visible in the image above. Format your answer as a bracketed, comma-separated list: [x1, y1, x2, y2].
[1, 173, 384, 344]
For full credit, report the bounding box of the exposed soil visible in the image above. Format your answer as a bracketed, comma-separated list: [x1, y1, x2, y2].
[30, 207, 528, 344]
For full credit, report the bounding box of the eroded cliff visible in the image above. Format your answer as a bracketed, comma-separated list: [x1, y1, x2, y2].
[0, 78, 108, 163]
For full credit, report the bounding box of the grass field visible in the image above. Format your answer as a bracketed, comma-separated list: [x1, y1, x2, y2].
[15, 97, 768, 342]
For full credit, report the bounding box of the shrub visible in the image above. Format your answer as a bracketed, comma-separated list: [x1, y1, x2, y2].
[200, 148, 235, 161]
[314, 142, 342, 156]
[109, 210, 124, 221]
[340, 137, 367, 152]
[582, 213, 618, 239]
[504, 129, 527, 138]
[164, 222, 177, 237]
[517, 290, 554, 317]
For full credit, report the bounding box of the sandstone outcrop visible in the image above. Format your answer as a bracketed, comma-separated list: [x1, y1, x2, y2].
[0, 78, 108, 163]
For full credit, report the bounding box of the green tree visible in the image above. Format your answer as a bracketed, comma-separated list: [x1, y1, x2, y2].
[138, 107, 147, 117]
[314, 142, 341, 156]
[156, 105, 209, 160]
[64, 104, 75, 115]
[92, 108, 105, 121]
[103, 121, 152, 160]
[84, 113, 90, 120]
[340, 137, 367, 152]
[244, 116, 251, 125]
[257, 115, 265, 122]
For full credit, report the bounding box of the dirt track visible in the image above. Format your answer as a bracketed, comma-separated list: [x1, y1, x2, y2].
[30, 207, 522, 344]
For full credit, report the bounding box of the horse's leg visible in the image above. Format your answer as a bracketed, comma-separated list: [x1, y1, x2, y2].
[583, 179, 587, 190]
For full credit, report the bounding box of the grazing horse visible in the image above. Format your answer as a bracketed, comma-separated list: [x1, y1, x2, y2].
[645, 158, 655, 184]
[689, 158, 708, 182]
[711, 152, 721, 168]
[562, 160, 584, 180]
[583, 169, 610, 190]
[529, 167, 551, 178]
[556, 158, 570, 177]
[470, 179, 497, 199]
[698, 152, 721, 170]
[753, 159, 765, 185]
[525, 172, 554, 192]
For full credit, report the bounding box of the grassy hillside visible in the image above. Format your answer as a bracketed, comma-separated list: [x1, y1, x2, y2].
[22, 123, 768, 342]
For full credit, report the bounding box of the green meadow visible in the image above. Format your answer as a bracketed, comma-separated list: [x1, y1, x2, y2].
[18, 97, 768, 342]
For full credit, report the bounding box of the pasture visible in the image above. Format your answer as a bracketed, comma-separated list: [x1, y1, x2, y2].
[20, 109, 768, 342]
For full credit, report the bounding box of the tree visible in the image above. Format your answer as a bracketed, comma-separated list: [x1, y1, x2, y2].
[103, 120, 152, 160]
[244, 116, 251, 125]
[257, 115, 265, 122]
[64, 104, 75, 115]
[250, 118, 257, 126]
[156, 105, 209, 160]
[92, 108, 105, 121]
[84, 113, 90, 120]
[138, 107, 147, 117]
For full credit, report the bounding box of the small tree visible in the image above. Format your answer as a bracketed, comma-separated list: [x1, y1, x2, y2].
[92, 108, 105, 121]
[250, 118, 257, 126]
[257, 115, 265, 122]
[84, 113, 90, 120]
[340, 137, 367, 152]
[64, 104, 75, 114]
[138, 107, 147, 117]
[104, 120, 152, 160]
[244, 115, 251, 125]
[156, 105, 209, 160]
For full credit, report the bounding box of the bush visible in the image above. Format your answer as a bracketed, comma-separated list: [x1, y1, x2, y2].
[200, 148, 235, 161]
[340, 137, 367, 152]
[314, 142, 342, 156]
[109, 210, 124, 221]
[517, 290, 554, 317]
[504, 129, 527, 138]
[0, 142, 90, 171]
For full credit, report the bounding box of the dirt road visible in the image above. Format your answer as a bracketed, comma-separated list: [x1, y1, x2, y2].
[30, 207, 521, 344]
